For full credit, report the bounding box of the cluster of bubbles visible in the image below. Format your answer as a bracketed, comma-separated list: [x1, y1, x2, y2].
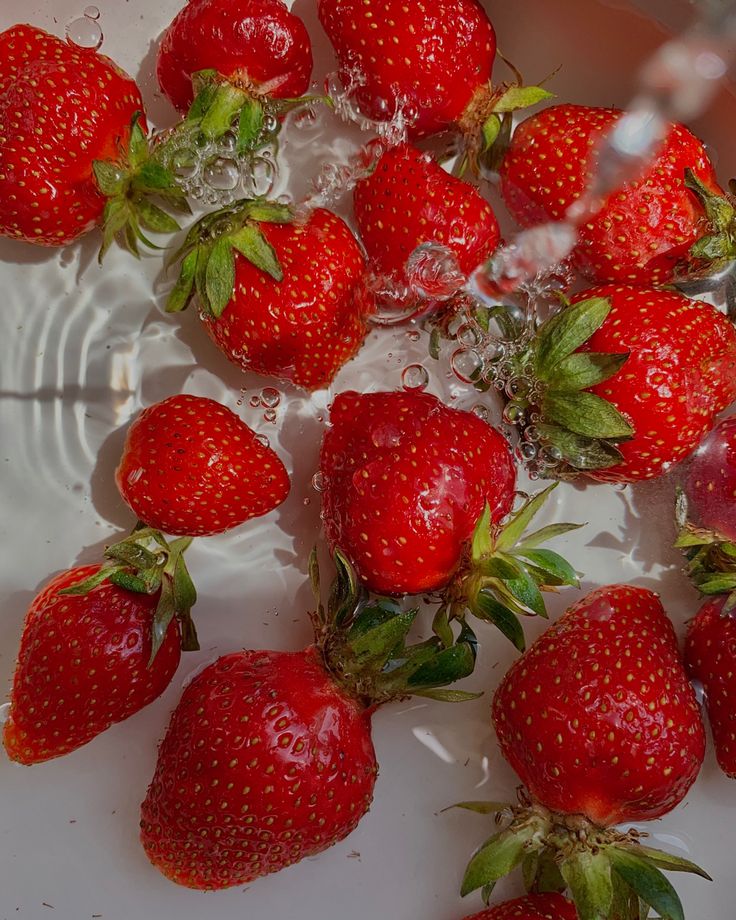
[246, 387, 281, 425]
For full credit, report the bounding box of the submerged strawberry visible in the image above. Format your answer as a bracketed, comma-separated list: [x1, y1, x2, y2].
[457, 585, 709, 920]
[3, 530, 198, 765]
[500, 103, 736, 284]
[140, 555, 477, 889]
[0, 24, 186, 254]
[115, 394, 290, 537]
[353, 143, 500, 311]
[167, 200, 370, 391]
[463, 894, 577, 920]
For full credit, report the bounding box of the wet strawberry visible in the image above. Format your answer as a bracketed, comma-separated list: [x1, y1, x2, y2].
[500, 103, 735, 284]
[167, 201, 370, 391]
[140, 557, 477, 889]
[463, 894, 577, 920]
[685, 415, 736, 541]
[115, 394, 290, 538]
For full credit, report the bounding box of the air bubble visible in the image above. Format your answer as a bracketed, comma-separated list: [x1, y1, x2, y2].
[457, 323, 482, 348]
[520, 443, 538, 461]
[406, 329, 421, 343]
[66, 15, 103, 50]
[255, 434, 270, 449]
[249, 395, 261, 408]
[84, 6, 100, 19]
[260, 388, 281, 409]
[405, 242, 465, 300]
[472, 405, 489, 422]
[203, 157, 240, 191]
[401, 364, 429, 392]
[245, 156, 276, 198]
[451, 348, 483, 384]
[263, 409, 277, 423]
[312, 471, 325, 492]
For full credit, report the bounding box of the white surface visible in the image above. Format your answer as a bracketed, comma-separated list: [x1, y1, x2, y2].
[1, 1, 735, 919]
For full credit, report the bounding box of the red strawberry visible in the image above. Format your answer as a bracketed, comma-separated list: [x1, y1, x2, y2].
[463, 894, 577, 920]
[502, 286, 736, 482]
[353, 142, 500, 307]
[685, 597, 736, 779]
[167, 201, 371, 391]
[500, 103, 735, 285]
[115, 394, 290, 538]
[3, 531, 198, 765]
[458, 586, 709, 919]
[157, 0, 313, 113]
[0, 25, 186, 253]
[140, 557, 477, 889]
[685, 415, 736, 541]
[320, 390, 516, 596]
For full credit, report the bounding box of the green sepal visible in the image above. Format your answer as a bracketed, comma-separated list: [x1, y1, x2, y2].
[461, 824, 541, 897]
[539, 425, 627, 471]
[608, 847, 685, 920]
[542, 392, 634, 440]
[615, 844, 711, 881]
[238, 97, 266, 156]
[546, 352, 630, 393]
[561, 850, 614, 920]
[516, 549, 579, 587]
[535, 297, 613, 378]
[230, 224, 283, 280]
[472, 592, 526, 650]
[492, 85, 554, 113]
[205, 237, 237, 318]
[684, 168, 736, 271]
[451, 801, 510, 815]
[497, 484, 559, 552]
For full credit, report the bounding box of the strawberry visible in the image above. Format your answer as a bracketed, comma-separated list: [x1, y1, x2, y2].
[157, 0, 314, 148]
[167, 201, 371, 391]
[115, 394, 290, 537]
[318, 0, 550, 159]
[0, 25, 187, 254]
[463, 894, 577, 920]
[3, 530, 198, 765]
[457, 585, 709, 920]
[500, 103, 736, 285]
[140, 555, 478, 889]
[684, 415, 736, 541]
[496, 285, 736, 482]
[685, 597, 736, 779]
[353, 143, 500, 310]
[320, 391, 582, 650]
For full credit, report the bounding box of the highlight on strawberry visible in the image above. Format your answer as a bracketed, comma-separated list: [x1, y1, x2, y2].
[0, 25, 189, 257]
[157, 0, 317, 152]
[139, 552, 479, 890]
[319, 390, 582, 650]
[166, 200, 371, 390]
[115, 394, 290, 538]
[457, 585, 709, 920]
[2, 529, 198, 765]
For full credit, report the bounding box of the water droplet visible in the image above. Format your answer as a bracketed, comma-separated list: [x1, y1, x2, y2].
[405, 242, 465, 300]
[260, 387, 281, 409]
[401, 364, 429, 392]
[451, 348, 483, 384]
[84, 5, 100, 19]
[303, 497, 312, 506]
[503, 402, 525, 425]
[66, 15, 103, 50]
[263, 408, 277, 423]
[248, 395, 260, 408]
[255, 434, 270, 449]
[472, 404, 489, 422]
[262, 113, 279, 138]
[520, 442, 538, 461]
[457, 323, 482, 348]
[312, 471, 325, 492]
[190, 184, 205, 200]
[245, 156, 276, 198]
[203, 157, 240, 191]
[219, 132, 238, 155]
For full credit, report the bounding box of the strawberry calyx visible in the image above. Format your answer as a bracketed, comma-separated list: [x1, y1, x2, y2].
[682, 169, 736, 276]
[165, 197, 293, 316]
[309, 550, 480, 708]
[675, 490, 736, 609]
[93, 113, 191, 262]
[439, 484, 583, 651]
[456, 797, 710, 920]
[58, 526, 198, 664]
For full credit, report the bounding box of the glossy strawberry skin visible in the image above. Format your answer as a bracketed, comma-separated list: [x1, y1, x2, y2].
[157, 0, 313, 113]
[464, 894, 578, 920]
[140, 648, 377, 890]
[685, 596, 736, 778]
[0, 24, 143, 246]
[493, 585, 705, 826]
[3, 565, 181, 765]
[571, 285, 736, 483]
[318, 0, 496, 138]
[115, 395, 290, 538]
[500, 104, 721, 285]
[353, 142, 500, 288]
[320, 390, 516, 596]
[202, 208, 370, 391]
[685, 416, 736, 541]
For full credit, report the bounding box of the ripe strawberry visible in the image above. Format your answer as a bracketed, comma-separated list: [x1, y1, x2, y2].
[167, 201, 370, 391]
[459, 586, 709, 919]
[500, 286, 736, 482]
[140, 556, 478, 889]
[353, 142, 500, 308]
[500, 103, 736, 285]
[0, 25, 186, 253]
[3, 530, 198, 765]
[463, 894, 577, 920]
[115, 394, 290, 538]
[685, 597, 736, 779]
[684, 415, 736, 541]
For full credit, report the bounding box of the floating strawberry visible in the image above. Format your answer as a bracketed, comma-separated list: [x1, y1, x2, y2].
[463, 894, 577, 920]
[353, 143, 500, 311]
[320, 390, 581, 649]
[140, 554, 478, 889]
[0, 24, 187, 255]
[157, 0, 314, 149]
[500, 103, 736, 285]
[684, 415, 736, 541]
[496, 285, 736, 482]
[458, 585, 709, 920]
[318, 0, 550, 161]
[3, 529, 198, 765]
[167, 200, 370, 390]
[115, 394, 290, 537]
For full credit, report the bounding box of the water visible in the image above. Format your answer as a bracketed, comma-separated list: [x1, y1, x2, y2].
[65, 10, 103, 50]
